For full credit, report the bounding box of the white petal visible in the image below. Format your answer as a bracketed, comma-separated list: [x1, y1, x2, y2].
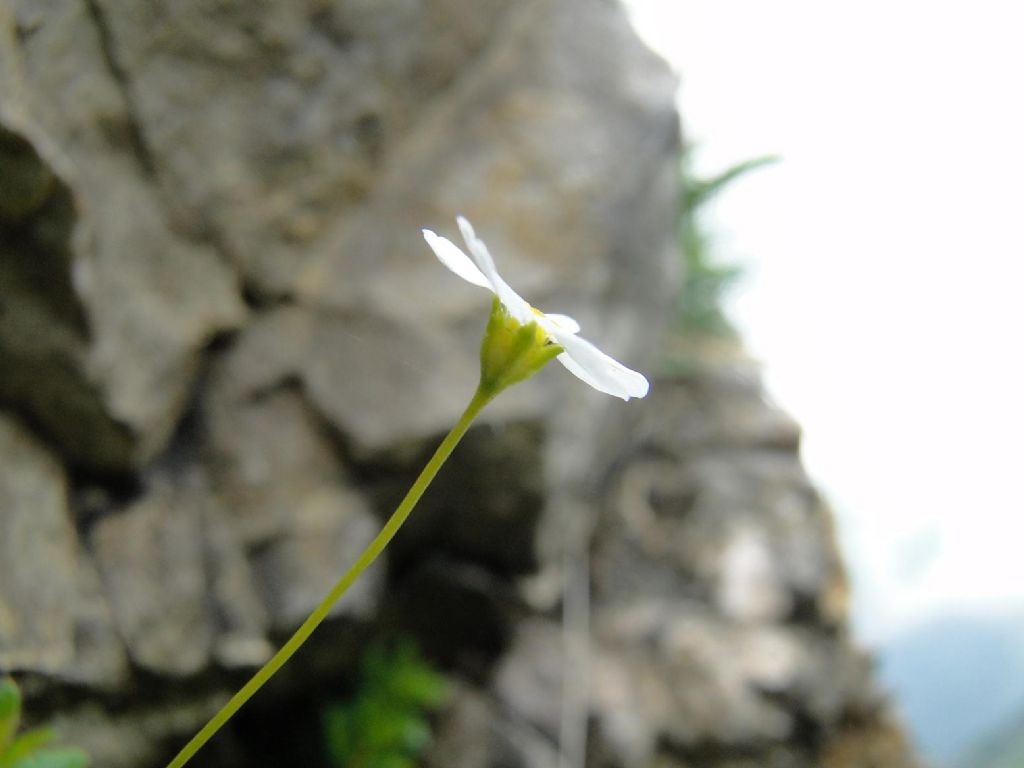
[422, 229, 492, 289]
[492, 276, 534, 326]
[455, 215, 533, 324]
[549, 329, 650, 400]
[456, 216, 494, 273]
[543, 313, 581, 335]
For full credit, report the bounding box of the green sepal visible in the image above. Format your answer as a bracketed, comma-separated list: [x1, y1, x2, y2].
[478, 297, 562, 398]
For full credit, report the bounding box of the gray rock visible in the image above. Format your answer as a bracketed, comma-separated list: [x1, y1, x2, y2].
[204, 332, 386, 629]
[65, 545, 131, 689]
[249, 482, 382, 631]
[0, 2, 918, 767]
[594, 603, 795, 747]
[426, 685, 560, 768]
[3, 0, 676, 464]
[492, 619, 565, 740]
[0, 1, 245, 471]
[300, 309, 509, 454]
[0, 413, 77, 672]
[48, 692, 236, 768]
[202, 507, 274, 670]
[583, 350, 914, 767]
[86, 0, 513, 296]
[89, 466, 272, 677]
[205, 351, 338, 545]
[202, 306, 312, 406]
[0, 120, 134, 472]
[90, 473, 216, 677]
[0, 415, 128, 684]
[290, 0, 678, 449]
[594, 369, 848, 629]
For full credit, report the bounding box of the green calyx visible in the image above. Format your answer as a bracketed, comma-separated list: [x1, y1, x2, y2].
[477, 297, 562, 398]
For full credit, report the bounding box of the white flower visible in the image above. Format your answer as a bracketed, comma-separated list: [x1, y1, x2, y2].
[422, 216, 650, 401]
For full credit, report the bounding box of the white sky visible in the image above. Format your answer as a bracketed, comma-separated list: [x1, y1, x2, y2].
[626, 0, 1024, 645]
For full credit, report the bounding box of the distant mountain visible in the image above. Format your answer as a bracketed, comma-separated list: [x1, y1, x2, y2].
[876, 611, 1024, 765]
[957, 708, 1024, 768]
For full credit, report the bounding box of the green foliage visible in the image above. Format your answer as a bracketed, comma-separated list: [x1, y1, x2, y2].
[0, 678, 89, 768]
[677, 152, 779, 338]
[322, 642, 449, 768]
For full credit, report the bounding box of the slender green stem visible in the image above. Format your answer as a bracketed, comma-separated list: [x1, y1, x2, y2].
[166, 387, 493, 768]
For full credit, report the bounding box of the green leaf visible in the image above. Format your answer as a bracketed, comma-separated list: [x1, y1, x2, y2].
[321, 706, 355, 767]
[397, 718, 431, 753]
[321, 640, 448, 768]
[369, 755, 414, 768]
[0, 681, 88, 768]
[0, 678, 21, 754]
[381, 643, 448, 709]
[3, 729, 55, 764]
[683, 154, 780, 211]
[10, 747, 90, 768]
[673, 152, 780, 341]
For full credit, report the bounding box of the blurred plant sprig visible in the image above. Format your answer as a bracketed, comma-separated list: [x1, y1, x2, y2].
[321, 641, 449, 768]
[677, 152, 779, 338]
[0, 678, 89, 768]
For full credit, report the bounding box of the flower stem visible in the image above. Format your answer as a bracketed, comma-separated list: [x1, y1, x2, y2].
[165, 387, 493, 768]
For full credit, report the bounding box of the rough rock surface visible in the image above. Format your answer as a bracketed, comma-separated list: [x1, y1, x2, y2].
[0, 0, 246, 472]
[0, 413, 77, 673]
[580, 348, 903, 768]
[0, 1, 917, 767]
[417, 341, 919, 768]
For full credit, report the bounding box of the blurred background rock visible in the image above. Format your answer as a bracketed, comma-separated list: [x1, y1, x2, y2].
[629, 3, 1024, 767]
[1, 1, 920, 766]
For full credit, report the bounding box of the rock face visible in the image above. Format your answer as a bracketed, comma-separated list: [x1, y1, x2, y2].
[420, 342, 920, 768]
[585, 345, 908, 767]
[0, 414, 77, 673]
[0, 1, 916, 767]
[0, 0, 246, 472]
